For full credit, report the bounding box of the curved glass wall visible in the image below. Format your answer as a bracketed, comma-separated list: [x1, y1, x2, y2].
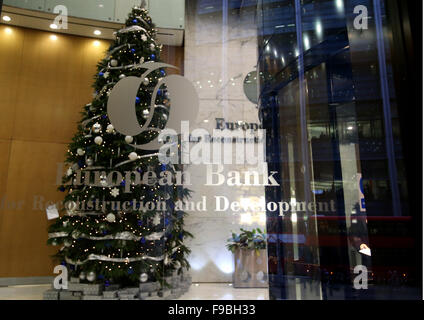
[258, 0, 421, 300]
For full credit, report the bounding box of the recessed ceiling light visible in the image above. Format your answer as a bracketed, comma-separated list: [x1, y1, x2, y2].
[94, 30, 102, 36]
[50, 35, 58, 41]
[50, 23, 58, 29]
[93, 40, 100, 46]
[2, 16, 11, 22]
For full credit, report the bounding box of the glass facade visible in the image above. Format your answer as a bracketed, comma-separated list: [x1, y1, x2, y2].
[258, 0, 421, 299]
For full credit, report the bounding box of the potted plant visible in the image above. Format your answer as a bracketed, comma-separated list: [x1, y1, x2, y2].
[226, 228, 268, 288]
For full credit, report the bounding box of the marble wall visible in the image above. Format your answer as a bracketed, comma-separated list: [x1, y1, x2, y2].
[182, 1, 266, 283]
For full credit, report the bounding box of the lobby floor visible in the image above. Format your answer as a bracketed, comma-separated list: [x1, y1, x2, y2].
[0, 283, 269, 300]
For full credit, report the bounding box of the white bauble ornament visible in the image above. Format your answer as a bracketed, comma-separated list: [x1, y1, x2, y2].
[256, 271, 265, 282]
[106, 213, 116, 223]
[110, 59, 118, 67]
[66, 168, 73, 176]
[79, 272, 86, 280]
[64, 239, 72, 247]
[240, 271, 249, 281]
[94, 136, 103, 145]
[119, 74, 126, 79]
[77, 148, 85, 156]
[51, 240, 58, 246]
[66, 201, 77, 215]
[86, 158, 94, 166]
[63, 221, 69, 227]
[87, 271, 96, 282]
[128, 152, 138, 161]
[142, 77, 149, 85]
[141, 34, 147, 42]
[106, 124, 114, 133]
[103, 72, 110, 79]
[125, 136, 134, 144]
[92, 122, 102, 133]
[139, 57, 145, 64]
[140, 273, 148, 282]
[99, 175, 108, 187]
[150, 43, 155, 51]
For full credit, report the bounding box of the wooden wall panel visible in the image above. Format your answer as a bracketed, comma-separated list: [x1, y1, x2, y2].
[0, 25, 184, 278]
[161, 45, 185, 75]
[0, 140, 66, 277]
[0, 140, 11, 200]
[12, 29, 110, 144]
[0, 26, 24, 140]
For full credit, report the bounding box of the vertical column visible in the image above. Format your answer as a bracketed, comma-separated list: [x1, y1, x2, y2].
[373, 0, 401, 216]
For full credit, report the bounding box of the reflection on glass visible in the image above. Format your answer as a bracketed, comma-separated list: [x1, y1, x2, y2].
[258, 0, 420, 300]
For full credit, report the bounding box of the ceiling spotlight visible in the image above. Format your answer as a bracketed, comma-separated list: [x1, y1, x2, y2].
[2, 16, 11, 22]
[50, 23, 58, 29]
[50, 35, 58, 41]
[94, 30, 102, 36]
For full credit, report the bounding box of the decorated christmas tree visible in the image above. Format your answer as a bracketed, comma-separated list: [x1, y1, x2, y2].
[47, 6, 192, 293]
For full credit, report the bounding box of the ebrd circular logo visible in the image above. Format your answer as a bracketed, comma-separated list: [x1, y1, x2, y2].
[107, 62, 199, 150]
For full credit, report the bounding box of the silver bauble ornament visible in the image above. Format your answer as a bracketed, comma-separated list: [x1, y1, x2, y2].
[240, 271, 249, 281]
[106, 213, 116, 223]
[106, 124, 114, 133]
[125, 136, 134, 144]
[66, 201, 77, 215]
[63, 221, 69, 227]
[110, 59, 118, 67]
[99, 223, 107, 231]
[100, 175, 108, 187]
[79, 272, 86, 280]
[66, 167, 73, 176]
[140, 273, 148, 282]
[128, 152, 138, 161]
[142, 77, 149, 85]
[86, 158, 94, 166]
[87, 271, 96, 282]
[119, 74, 126, 79]
[92, 122, 102, 133]
[77, 148, 85, 156]
[94, 136, 103, 145]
